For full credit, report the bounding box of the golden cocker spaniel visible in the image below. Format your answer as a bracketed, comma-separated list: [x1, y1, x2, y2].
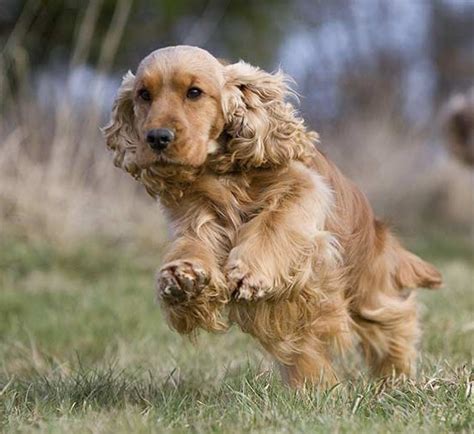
[103, 46, 442, 387]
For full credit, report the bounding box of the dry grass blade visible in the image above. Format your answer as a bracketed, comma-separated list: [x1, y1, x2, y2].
[70, 0, 105, 68]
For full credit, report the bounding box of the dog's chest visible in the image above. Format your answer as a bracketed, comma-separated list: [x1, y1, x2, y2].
[189, 171, 271, 232]
[209, 174, 256, 226]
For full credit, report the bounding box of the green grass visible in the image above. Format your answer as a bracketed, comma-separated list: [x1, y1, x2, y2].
[0, 232, 472, 433]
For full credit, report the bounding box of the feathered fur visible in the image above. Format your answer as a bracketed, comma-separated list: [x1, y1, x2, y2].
[103, 46, 442, 387]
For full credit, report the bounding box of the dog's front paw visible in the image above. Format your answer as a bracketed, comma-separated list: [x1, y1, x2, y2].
[226, 258, 270, 301]
[157, 260, 209, 305]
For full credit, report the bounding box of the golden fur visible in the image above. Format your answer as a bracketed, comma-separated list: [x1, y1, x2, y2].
[103, 46, 442, 387]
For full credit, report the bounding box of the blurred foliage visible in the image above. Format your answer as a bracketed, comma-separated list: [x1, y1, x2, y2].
[0, 0, 290, 70]
[430, 0, 474, 100]
[1, 0, 473, 124]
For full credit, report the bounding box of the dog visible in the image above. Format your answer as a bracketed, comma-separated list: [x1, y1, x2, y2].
[442, 88, 474, 167]
[103, 46, 442, 387]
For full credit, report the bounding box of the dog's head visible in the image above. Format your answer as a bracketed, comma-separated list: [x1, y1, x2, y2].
[103, 45, 309, 176]
[443, 89, 474, 167]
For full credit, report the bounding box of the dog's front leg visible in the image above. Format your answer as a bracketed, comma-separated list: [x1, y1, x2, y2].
[226, 166, 339, 302]
[157, 233, 229, 334]
[226, 165, 351, 388]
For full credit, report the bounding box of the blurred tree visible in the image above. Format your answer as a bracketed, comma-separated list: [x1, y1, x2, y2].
[429, 0, 474, 103]
[0, 0, 291, 72]
[1, 0, 473, 125]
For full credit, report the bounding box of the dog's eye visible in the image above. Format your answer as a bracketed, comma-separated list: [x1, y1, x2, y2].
[138, 88, 151, 102]
[186, 87, 202, 99]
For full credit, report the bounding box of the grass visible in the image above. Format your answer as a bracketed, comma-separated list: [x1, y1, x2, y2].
[0, 232, 472, 433]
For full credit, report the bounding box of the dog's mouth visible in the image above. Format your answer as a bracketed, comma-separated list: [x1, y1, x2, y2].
[151, 152, 177, 165]
[135, 142, 179, 169]
[138, 155, 178, 170]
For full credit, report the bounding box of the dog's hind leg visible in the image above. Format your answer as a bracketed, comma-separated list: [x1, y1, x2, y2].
[353, 292, 419, 377]
[349, 225, 441, 378]
[276, 339, 339, 388]
[230, 288, 353, 388]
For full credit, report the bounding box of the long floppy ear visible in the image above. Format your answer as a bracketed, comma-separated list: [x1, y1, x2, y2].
[102, 71, 141, 178]
[222, 61, 315, 168]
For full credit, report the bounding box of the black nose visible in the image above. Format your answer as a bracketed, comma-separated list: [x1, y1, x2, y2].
[146, 128, 175, 150]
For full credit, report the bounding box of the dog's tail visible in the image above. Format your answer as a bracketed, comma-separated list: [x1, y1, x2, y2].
[391, 241, 443, 290]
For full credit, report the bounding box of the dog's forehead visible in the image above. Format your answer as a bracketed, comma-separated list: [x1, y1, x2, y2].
[137, 46, 225, 84]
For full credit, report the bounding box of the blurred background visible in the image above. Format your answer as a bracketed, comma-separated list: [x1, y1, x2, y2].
[1, 0, 473, 247]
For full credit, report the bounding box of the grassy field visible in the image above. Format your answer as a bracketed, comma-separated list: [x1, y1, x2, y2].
[0, 231, 472, 433]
